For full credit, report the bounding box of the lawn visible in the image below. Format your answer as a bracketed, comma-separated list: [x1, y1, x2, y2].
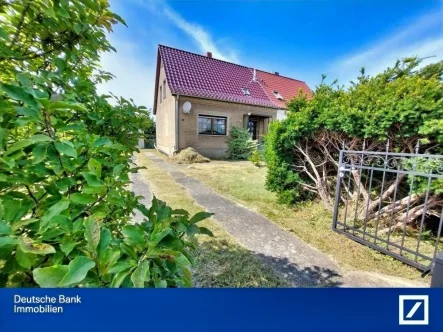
[180, 159, 428, 281]
[134, 152, 290, 287]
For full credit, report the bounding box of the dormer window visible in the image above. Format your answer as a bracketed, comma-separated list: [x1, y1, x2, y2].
[241, 88, 251, 96]
[273, 90, 284, 100]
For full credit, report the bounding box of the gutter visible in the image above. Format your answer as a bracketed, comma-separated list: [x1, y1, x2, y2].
[171, 93, 280, 110]
[174, 94, 180, 154]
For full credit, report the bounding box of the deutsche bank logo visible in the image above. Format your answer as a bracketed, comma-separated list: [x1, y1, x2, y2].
[399, 295, 429, 325]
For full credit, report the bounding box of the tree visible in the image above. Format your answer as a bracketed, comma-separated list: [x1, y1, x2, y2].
[265, 58, 443, 231]
[0, 0, 211, 287]
[226, 126, 257, 160]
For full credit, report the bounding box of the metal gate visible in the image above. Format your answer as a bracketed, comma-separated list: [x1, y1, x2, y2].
[332, 147, 443, 271]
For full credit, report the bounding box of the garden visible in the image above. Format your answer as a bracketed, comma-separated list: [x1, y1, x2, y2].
[1, 0, 442, 288]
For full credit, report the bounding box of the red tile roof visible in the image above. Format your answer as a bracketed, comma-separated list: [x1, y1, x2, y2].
[154, 45, 311, 113]
[256, 70, 313, 108]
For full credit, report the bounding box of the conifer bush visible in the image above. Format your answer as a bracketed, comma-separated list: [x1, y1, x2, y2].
[226, 127, 257, 160]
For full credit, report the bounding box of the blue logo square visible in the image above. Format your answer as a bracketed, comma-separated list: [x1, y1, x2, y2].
[399, 295, 429, 325]
[403, 300, 425, 321]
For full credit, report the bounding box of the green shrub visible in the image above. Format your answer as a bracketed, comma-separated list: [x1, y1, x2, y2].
[0, 0, 212, 287]
[226, 127, 257, 160]
[248, 150, 263, 167]
[265, 58, 443, 207]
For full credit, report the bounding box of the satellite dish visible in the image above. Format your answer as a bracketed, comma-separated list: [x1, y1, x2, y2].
[183, 101, 192, 114]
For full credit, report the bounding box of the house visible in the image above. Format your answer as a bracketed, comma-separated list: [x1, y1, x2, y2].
[153, 45, 312, 158]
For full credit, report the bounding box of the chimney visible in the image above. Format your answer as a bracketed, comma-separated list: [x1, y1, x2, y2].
[206, 52, 212, 58]
[274, 72, 279, 76]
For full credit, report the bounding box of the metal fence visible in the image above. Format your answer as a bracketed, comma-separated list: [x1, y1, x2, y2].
[332, 145, 443, 271]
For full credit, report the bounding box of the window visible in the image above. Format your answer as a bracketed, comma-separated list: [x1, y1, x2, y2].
[241, 88, 251, 96]
[163, 79, 166, 99]
[273, 90, 284, 100]
[198, 115, 227, 135]
[159, 86, 162, 103]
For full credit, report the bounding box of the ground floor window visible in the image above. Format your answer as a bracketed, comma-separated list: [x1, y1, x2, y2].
[198, 115, 227, 135]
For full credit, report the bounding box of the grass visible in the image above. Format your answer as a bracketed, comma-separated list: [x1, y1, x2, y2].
[180, 159, 429, 281]
[134, 151, 290, 287]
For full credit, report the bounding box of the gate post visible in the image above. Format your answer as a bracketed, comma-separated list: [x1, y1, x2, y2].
[331, 150, 343, 230]
[431, 251, 443, 287]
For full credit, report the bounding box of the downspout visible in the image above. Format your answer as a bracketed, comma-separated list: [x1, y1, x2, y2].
[174, 94, 180, 155]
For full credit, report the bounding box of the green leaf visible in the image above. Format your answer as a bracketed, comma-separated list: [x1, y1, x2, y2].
[79, 0, 100, 10]
[186, 224, 199, 238]
[88, 158, 102, 178]
[60, 241, 77, 256]
[111, 270, 131, 288]
[0, 221, 12, 235]
[16, 73, 32, 87]
[52, 215, 71, 232]
[82, 185, 106, 194]
[0, 83, 39, 110]
[50, 101, 87, 112]
[172, 209, 190, 216]
[15, 246, 36, 268]
[108, 261, 135, 274]
[98, 227, 111, 258]
[0, 236, 19, 248]
[130, 261, 150, 288]
[99, 247, 120, 274]
[30, 134, 52, 142]
[4, 139, 34, 156]
[55, 140, 77, 158]
[154, 279, 167, 288]
[33, 265, 69, 288]
[0, 128, 8, 148]
[198, 227, 214, 237]
[16, 106, 39, 119]
[32, 144, 47, 164]
[71, 193, 96, 205]
[112, 164, 125, 177]
[57, 6, 70, 18]
[93, 137, 112, 147]
[3, 200, 20, 223]
[40, 199, 70, 225]
[0, 26, 8, 40]
[122, 225, 145, 246]
[19, 238, 56, 255]
[84, 218, 100, 251]
[11, 218, 38, 231]
[58, 256, 95, 287]
[150, 228, 171, 245]
[81, 172, 104, 187]
[120, 243, 137, 259]
[73, 23, 82, 34]
[189, 211, 214, 224]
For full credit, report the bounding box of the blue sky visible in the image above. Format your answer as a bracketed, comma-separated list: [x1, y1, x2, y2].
[97, 0, 443, 109]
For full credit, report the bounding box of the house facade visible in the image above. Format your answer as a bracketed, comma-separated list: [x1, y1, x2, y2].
[154, 45, 311, 158]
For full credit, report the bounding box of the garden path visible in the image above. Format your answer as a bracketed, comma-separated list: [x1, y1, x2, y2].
[132, 151, 427, 288]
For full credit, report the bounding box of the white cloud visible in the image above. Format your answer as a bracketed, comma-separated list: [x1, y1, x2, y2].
[96, 36, 156, 110]
[162, 5, 239, 63]
[331, 11, 443, 84]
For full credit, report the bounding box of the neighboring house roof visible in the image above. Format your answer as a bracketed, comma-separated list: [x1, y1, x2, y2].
[256, 70, 312, 109]
[154, 45, 312, 114]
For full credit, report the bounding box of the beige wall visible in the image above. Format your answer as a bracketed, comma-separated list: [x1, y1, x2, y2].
[155, 60, 176, 156]
[177, 97, 277, 158]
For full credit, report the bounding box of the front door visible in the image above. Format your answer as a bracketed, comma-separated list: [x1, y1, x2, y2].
[247, 119, 258, 140]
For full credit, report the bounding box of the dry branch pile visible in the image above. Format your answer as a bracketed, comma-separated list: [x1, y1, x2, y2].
[174, 148, 210, 164]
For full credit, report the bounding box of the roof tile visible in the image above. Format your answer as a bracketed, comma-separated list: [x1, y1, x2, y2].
[158, 45, 311, 110]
